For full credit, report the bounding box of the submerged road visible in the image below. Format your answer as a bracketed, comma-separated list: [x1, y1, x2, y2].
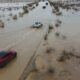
[0, 1, 50, 80]
[0, 26, 47, 80]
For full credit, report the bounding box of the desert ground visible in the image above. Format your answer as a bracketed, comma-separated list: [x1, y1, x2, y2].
[0, 0, 80, 80]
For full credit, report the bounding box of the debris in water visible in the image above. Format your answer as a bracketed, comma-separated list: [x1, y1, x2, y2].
[9, 13, 12, 17]
[73, 7, 79, 12]
[55, 32, 60, 37]
[19, 12, 24, 17]
[52, 9, 56, 13]
[44, 34, 48, 40]
[58, 50, 71, 62]
[56, 12, 62, 16]
[7, 18, 10, 21]
[48, 68, 54, 74]
[56, 19, 62, 24]
[49, 25, 54, 30]
[58, 55, 65, 62]
[31, 68, 38, 73]
[8, 7, 12, 11]
[62, 35, 67, 40]
[48, 25, 54, 33]
[43, 41, 48, 46]
[42, 6, 46, 9]
[55, 23, 60, 28]
[23, 6, 29, 14]
[46, 48, 55, 54]
[0, 20, 4, 28]
[36, 3, 39, 6]
[46, 2, 48, 6]
[54, 6, 59, 12]
[58, 49, 80, 63]
[13, 15, 18, 20]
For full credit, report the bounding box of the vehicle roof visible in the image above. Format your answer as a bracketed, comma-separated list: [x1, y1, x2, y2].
[0, 51, 7, 57]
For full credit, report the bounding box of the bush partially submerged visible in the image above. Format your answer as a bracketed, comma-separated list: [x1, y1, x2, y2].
[23, 6, 29, 14]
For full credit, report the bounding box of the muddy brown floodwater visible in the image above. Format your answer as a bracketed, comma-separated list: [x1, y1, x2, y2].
[0, 0, 80, 80]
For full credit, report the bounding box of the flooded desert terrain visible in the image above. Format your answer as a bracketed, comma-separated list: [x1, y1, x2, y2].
[0, 0, 80, 80]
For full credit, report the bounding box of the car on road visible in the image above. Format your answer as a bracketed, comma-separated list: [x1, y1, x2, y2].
[31, 22, 43, 28]
[0, 49, 17, 68]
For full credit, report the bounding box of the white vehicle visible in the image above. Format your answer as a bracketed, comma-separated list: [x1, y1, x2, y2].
[31, 22, 43, 28]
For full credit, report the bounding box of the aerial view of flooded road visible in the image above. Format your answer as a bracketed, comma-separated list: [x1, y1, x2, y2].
[0, 0, 80, 80]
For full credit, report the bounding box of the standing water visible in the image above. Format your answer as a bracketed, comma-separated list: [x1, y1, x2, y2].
[0, 0, 80, 80]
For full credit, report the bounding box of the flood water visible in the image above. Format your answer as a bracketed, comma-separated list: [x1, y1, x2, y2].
[0, 1, 80, 80]
[0, 1, 80, 35]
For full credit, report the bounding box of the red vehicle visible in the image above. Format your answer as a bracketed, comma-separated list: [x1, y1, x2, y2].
[0, 49, 17, 68]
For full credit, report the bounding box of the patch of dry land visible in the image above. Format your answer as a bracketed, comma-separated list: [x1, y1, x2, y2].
[0, 0, 80, 80]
